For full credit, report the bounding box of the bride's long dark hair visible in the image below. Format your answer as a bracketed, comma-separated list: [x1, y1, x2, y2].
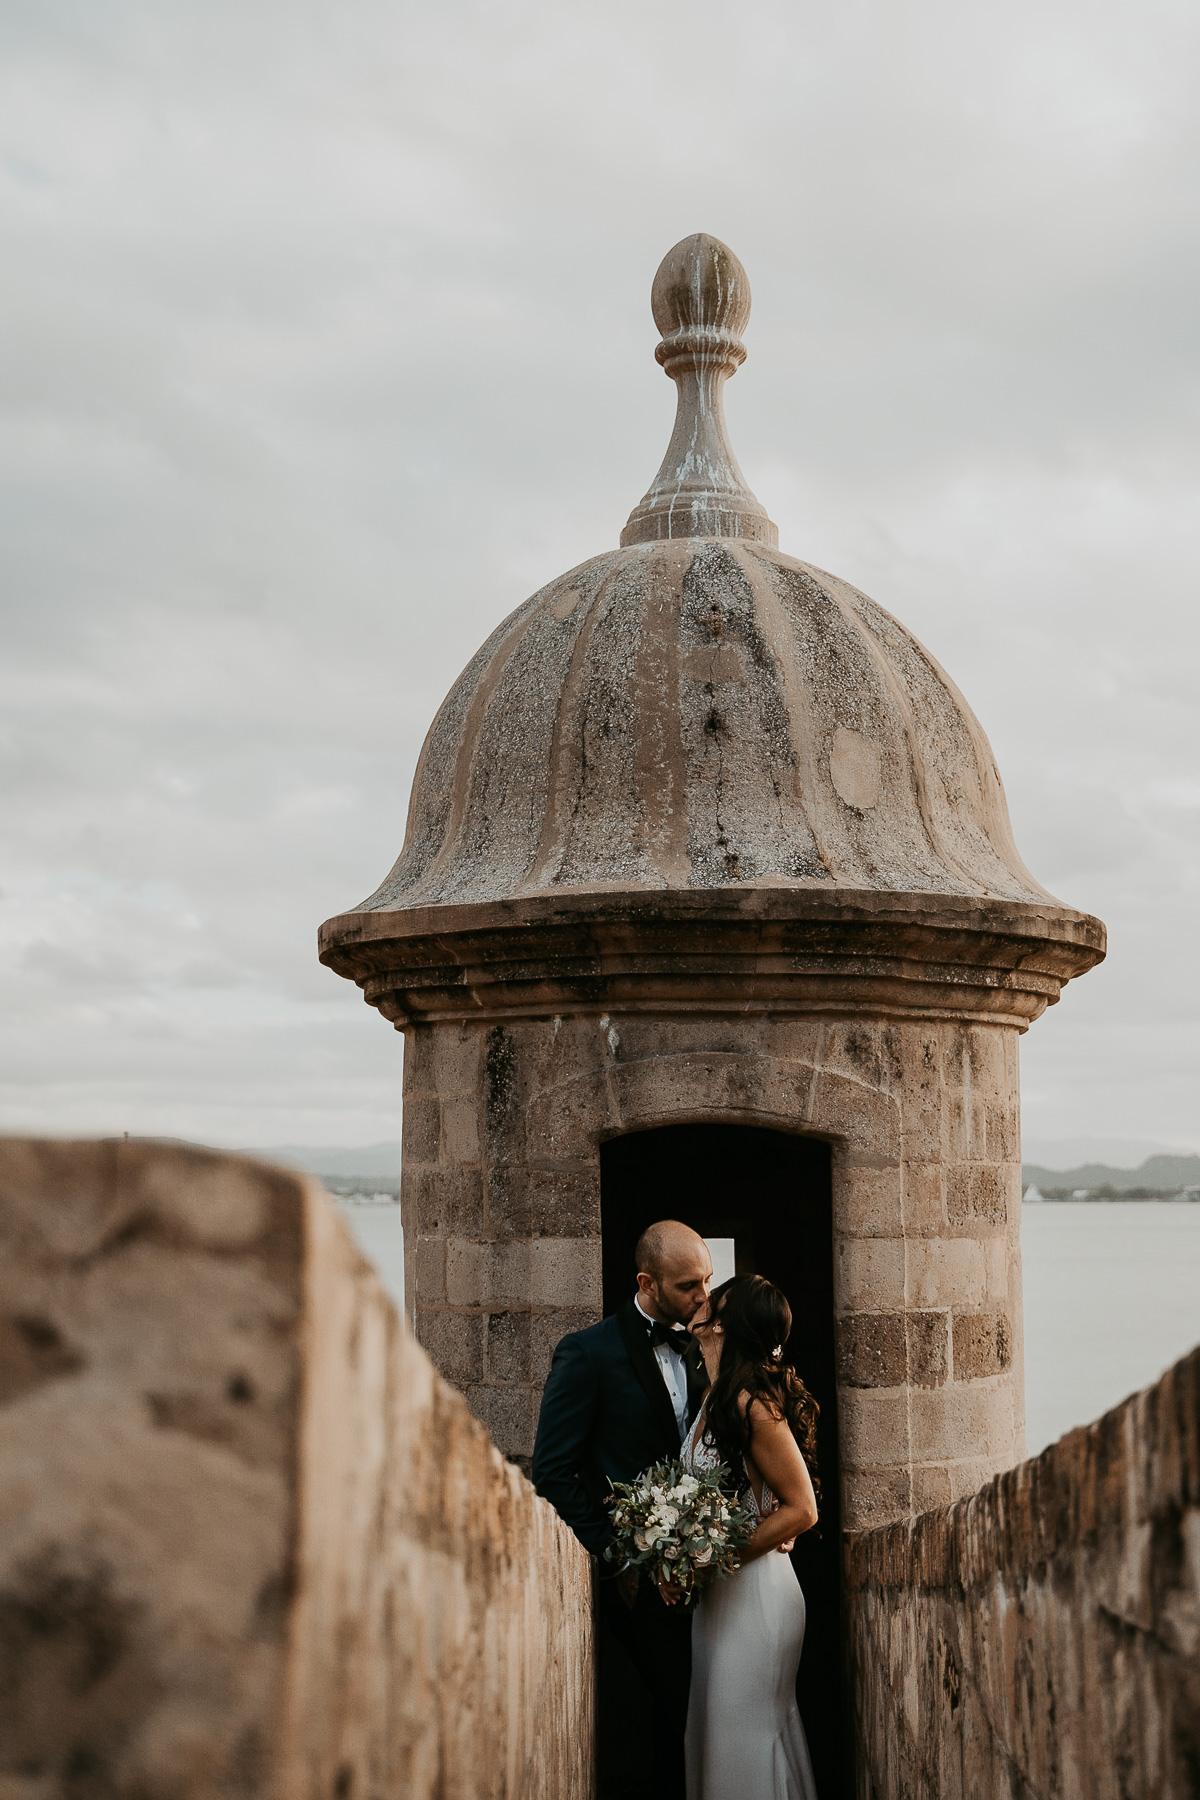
[701, 1274, 820, 1503]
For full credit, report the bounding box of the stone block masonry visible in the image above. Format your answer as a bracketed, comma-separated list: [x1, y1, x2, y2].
[402, 1001, 1032, 1528]
[847, 1341, 1200, 1799]
[0, 1137, 593, 1799]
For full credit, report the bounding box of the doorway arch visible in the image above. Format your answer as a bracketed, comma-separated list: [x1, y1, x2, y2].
[600, 1122, 849, 1798]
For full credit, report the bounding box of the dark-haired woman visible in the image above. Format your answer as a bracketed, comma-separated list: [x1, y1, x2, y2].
[679, 1273, 820, 1800]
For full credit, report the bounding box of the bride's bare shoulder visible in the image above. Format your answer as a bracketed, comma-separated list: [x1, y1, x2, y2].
[738, 1390, 786, 1429]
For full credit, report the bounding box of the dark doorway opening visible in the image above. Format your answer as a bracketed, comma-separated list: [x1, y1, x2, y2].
[599, 1123, 850, 1799]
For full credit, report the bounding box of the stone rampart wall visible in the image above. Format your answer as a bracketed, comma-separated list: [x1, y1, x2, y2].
[847, 1342, 1200, 1799]
[0, 1138, 593, 1799]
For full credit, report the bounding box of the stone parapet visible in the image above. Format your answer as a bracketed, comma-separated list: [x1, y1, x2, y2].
[846, 1342, 1200, 1798]
[0, 1138, 593, 1800]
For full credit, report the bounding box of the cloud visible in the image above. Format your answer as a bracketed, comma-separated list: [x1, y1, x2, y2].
[1, 0, 1198, 1146]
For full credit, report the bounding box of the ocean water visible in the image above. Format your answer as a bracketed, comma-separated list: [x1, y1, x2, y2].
[1021, 1200, 1200, 1454]
[335, 1193, 1200, 1463]
[337, 1195, 405, 1312]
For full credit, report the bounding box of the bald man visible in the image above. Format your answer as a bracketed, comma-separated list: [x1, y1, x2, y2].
[533, 1220, 712, 1800]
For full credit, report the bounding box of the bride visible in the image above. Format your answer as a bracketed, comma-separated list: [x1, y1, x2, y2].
[673, 1273, 821, 1800]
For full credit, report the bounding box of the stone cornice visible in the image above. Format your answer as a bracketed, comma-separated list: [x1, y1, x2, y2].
[318, 887, 1105, 1031]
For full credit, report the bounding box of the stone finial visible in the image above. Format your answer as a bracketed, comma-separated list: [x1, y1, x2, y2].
[621, 233, 778, 548]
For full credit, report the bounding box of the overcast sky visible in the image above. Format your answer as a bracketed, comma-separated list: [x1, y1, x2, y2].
[2, 0, 1198, 1158]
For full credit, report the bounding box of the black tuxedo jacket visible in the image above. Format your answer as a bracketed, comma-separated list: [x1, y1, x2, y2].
[532, 1299, 708, 1560]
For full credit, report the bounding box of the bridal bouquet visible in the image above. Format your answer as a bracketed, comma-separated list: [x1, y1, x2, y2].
[604, 1457, 757, 1601]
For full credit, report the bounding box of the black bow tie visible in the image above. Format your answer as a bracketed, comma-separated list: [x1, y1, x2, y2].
[648, 1319, 689, 1353]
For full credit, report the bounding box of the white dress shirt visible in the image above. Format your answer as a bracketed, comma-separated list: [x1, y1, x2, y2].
[634, 1294, 690, 1441]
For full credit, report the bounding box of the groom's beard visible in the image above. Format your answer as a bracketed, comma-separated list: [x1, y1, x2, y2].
[655, 1293, 700, 1329]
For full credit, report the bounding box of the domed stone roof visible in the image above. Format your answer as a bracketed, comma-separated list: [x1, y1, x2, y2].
[355, 234, 1051, 915]
[363, 537, 1049, 910]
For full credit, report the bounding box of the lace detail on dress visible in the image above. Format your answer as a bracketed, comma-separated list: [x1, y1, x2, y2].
[683, 1410, 777, 1518]
[683, 1411, 722, 1475]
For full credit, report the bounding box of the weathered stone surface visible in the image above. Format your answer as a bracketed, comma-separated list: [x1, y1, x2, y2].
[952, 1311, 1012, 1379]
[486, 1308, 531, 1383]
[833, 1238, 907, 1312]
[904, 1237, 988, 1307]
[0, 1139, 592, 1799]
[325, 533, 1079, 912]
[487, 1165, 600, 1240]
[281, 1190, 591, 1794]
[847, 1343, 1200, 1799]
[836, 1311, 949, 1389]
[620, 233, 778, 549]
[404, 1166, 484, 1236]
[401, 1093, 441, 1164]
[415, 1304, 485, 1382]
[0, 1138, 301, 1799]
[321, 888, 1102, 1035]
[947, 1160, 1010, 1229]
[412, 1233, 445, 1302]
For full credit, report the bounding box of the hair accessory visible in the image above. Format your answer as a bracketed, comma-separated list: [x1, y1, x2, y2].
[772, 1345, 783, 1359]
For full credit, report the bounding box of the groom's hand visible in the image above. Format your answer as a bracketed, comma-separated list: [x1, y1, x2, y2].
[656, 1571, 685, 1607]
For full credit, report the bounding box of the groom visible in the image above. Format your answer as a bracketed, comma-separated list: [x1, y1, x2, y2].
[533, 1219, 713, 1800]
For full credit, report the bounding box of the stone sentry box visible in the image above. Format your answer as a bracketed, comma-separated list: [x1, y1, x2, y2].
[319, 234, 1104, 1535]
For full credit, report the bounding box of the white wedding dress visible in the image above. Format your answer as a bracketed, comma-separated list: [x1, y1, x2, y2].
[682, 1411, 818, 1800]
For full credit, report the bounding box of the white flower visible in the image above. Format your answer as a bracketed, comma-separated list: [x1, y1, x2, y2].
[694, 1546, 714, 1565]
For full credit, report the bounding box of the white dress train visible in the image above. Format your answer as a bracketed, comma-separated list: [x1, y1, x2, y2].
[683, 1412, 818, 1800]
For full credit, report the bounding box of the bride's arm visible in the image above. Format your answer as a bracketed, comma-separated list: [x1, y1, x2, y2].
[739, 1398, 818, 1563]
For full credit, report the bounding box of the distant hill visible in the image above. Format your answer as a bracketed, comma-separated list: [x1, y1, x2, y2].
[252, 1142, 405, 1179]
[1021, 1136, 1184, 1170]
[1023, 1153, 1200, 1194]
[249, 1141, 1200, 1194]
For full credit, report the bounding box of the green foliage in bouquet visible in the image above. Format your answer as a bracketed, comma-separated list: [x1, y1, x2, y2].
[603, 1456, 757, 1602]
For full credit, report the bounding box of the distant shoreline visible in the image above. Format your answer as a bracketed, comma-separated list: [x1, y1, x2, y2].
[1025, 1189, 1200, 1203]
[1022, 1151, 1200, 1202]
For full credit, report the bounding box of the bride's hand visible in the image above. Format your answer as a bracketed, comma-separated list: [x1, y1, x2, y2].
[657, 1571, 685, 1606]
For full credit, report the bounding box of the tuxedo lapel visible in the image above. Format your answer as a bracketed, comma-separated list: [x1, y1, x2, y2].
[616, 1300, 683, 1455]
[684, 1337, 709, 1426]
